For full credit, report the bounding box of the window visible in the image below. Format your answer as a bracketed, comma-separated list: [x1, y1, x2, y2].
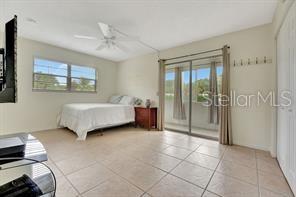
[192, 65, 223, 102]
[164, 65, 223, 103]
[33, 59, 68, 91]
[70, 65, 96, 92]
[33, 58, 97, 92]
[165, 72, 175, 100]
[192, 67, 210, 102]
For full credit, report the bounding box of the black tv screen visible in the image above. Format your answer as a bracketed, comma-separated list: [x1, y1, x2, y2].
[0, 15, 17, 103]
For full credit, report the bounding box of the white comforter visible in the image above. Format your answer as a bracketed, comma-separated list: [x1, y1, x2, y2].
[58, 103, 135, 140]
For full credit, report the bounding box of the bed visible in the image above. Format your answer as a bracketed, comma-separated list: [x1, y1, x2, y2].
[58, 103, 135, 140]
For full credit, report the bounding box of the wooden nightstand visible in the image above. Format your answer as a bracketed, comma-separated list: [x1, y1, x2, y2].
[135, 107, 157, 131]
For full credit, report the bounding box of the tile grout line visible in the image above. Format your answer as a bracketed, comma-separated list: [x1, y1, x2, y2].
[99, 158, 153, 194]
[120, 145, 180, 174]
[256, 155, 293, 197]
[46, 133, 204, 197]
[199, 145, 228, 197]
[44, 130, 279, 197]
[48, 155, 86, 195]
[72, 157, 146, 196]
[125, 137, 212, 196]
[60, 166, 87, 195]
[144, 143, 202, 196]
[52, 149, 145, 196]
[255, 153, 261, 197]
[97, 157, 147, 194]
[79, 136, 223, 196]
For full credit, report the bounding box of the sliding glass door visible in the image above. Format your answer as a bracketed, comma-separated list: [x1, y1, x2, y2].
[164, 62, 191, 134]
[190, 60, 222, 138]
[164, 58, 222, 139]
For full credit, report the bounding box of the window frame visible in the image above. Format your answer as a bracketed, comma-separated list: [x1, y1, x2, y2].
[191, 66, 210, 104]
[192, 64, 223, 104]
[32, 57, 97, 93]
[164, 63, 223, 104]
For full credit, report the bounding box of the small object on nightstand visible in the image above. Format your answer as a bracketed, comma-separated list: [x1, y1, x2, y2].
[145, 99, 151, 108]
[135, 107, 157, 131]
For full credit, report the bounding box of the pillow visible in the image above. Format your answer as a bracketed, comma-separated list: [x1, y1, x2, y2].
[119, 96, 136, 105]
[109, 95, 123, 104]
[134, 97, 142, 105]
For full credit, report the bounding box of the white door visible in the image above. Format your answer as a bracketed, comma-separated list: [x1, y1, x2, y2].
[287, 4, 296, 193]
[277, 2, 296, 194]
[277, 22, 289, 176]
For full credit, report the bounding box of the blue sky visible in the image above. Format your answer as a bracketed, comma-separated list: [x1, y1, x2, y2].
[34, 59, 96, 81]
[166, 66, 223, 83]
[34, 59, 67, 76]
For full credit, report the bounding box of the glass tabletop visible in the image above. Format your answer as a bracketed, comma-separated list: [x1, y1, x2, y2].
[0, 133, 47, 170]
[0, 161, 56, 196]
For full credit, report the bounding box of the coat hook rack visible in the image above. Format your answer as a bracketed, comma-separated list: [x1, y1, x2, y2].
[233, 56, 272, 67]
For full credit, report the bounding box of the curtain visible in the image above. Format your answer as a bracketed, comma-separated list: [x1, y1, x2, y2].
[209, 61, 219, 124]
[219, 45, 232, 145]
[173, 67, 186, 120]
[158, 59, 165, 131]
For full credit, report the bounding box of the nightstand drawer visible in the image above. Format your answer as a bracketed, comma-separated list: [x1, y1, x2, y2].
[134, 107, 157, 131]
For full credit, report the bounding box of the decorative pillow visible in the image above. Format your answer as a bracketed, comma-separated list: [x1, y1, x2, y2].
[119, 96, 136, 105]
[109, 95, 123, 104]
[134, 97, 142, 105]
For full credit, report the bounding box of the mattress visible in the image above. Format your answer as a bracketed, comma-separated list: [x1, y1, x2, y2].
[58, 103, 135, 140]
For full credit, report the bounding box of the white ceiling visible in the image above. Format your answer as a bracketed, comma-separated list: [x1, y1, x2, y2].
[0, 0, 277, 62]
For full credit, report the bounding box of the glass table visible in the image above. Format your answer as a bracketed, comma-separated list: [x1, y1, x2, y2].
[0, 133, 48, 170]
[0, 133, 56, 196]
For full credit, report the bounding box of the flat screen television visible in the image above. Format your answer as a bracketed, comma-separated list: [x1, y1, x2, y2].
[0, 15, 17, 103]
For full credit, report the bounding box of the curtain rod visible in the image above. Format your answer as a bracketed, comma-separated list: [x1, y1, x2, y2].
[162, 46, 230, 62]
[166, 61, 222, 71]
[164, 54, 222, 66]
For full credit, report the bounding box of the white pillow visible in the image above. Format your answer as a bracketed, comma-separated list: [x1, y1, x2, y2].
[109, 95, 123, 104]
[119, 96, 135, 105]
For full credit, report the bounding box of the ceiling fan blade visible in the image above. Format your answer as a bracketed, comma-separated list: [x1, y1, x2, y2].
[96, 44, 107, 51]
[115, 42, 129, 52]
[74, 35, 97, 40]
[98, 22, 113, 38]
[116, 36, 139, 42]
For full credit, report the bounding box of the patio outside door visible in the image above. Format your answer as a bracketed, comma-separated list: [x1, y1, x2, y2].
[164, 62, 191, 134]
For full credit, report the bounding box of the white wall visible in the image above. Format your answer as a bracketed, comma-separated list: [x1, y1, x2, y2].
[0, 34, 118, 135]
[117, 53, 159, 106]
[272, 0, 295, 37]
[117, 24, 274, 151]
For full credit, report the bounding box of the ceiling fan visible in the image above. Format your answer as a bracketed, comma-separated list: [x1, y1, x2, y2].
[74, 22, 138, 52]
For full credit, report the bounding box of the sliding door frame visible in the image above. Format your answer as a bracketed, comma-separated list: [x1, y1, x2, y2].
[162, 51, 223, 139]
[164, 60, 192, 135]
[188, 61, 193, 135]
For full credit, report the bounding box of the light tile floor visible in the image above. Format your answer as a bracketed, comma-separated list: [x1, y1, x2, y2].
[32, 126, 293, 197]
